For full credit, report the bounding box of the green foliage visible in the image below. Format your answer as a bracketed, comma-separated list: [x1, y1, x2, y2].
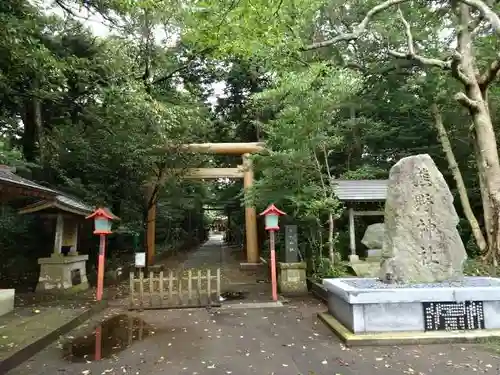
[311, 257, 350, 281]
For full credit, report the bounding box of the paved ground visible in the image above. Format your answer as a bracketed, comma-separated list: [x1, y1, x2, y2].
[7, 298, 500, 375]
[5, 236, 500, 374]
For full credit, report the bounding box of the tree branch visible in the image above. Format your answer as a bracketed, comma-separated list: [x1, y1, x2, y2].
[454, 92, 480, 109]
[387, 8, 450, 69]
[458, 0, 500, 35]
[479, 53, 500, 88]
[151, 47, 213, 86]
[303, 0, 410, 50]
[450, 51, 472, 86]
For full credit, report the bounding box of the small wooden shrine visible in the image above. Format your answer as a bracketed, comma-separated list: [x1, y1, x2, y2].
[19, 195, 93, 293]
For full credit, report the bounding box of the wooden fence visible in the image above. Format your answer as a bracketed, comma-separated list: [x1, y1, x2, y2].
[129, 268, 221, 310]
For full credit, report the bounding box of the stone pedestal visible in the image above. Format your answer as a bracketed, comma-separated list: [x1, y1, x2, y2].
[0, 289, 15, 316]
[36, 254, 89, 293]
[323, 277, 500, 333]
[278, 262, 307, 295]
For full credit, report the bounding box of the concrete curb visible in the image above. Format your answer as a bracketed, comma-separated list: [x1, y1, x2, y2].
[318, 311, 500, 346]
[0, 300, 108, 374]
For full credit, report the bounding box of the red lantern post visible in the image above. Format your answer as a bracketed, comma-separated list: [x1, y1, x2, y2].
[85, 208, 117, 361]
[259, 204, 286, 302]
[85, 208, 116, 301]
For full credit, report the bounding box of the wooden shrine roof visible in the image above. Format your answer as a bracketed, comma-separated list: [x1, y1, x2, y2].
[18, 194, 93, 216]
[333, 180, 388, 202]
[0, 165, 57, 200]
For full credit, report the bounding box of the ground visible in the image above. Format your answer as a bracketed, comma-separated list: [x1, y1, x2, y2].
[4, 235, 500, 375]
[7, 299, 500, 375]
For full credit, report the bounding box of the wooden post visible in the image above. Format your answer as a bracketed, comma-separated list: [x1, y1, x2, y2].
[243, 153, 259, 264]
[159, 270, 164, 306]
[348, 208, 357, 261]
[96, 234, 106, 301]
[146, 202, 156, 266]
[129, 271, 134, 308]
[270, 231, 278, 302]
[53, 213, 64, 255]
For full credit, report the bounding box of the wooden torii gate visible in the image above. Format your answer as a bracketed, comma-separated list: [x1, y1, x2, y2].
[146, 142, 264, 266]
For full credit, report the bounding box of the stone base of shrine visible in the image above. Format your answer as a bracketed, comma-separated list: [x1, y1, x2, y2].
[36, 254, 89, 293]
[0, 289, 15, 316]
[320, 277, 500, 344]
[318, 312, 500, 346]
[278, 262, 308, 295]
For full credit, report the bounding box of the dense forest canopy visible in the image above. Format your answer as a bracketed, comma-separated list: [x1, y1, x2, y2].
[2, 0, 500, 284]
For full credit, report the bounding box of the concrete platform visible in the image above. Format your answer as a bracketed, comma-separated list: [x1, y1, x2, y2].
[0, 289, 15, 316]
[0, 301, 107, 374]
[318, 311, 500, 346]
[322, 277, 500, 337]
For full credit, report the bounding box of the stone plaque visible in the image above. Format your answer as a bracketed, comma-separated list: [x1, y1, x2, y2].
[422, 301, 485, 331]
[71, 269, 82, 286]
[284, 225, 299, 263]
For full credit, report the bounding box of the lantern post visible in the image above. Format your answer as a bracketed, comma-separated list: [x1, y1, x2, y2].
[85, 208, 116, 301]
[259, 204, 286, 302]
[85, 208, 117, 362]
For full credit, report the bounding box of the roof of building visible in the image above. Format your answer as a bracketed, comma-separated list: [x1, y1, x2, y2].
[0, 165, 58, 198]
[332, 179, 388, 202]
[0, 166, 116, 218]
[19, 195, 93, 216]
[18, 194, 94, 216]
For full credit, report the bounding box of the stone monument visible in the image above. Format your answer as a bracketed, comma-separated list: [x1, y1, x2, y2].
[350, 223, 384, 277]
[278, 225, 308, 295]
[379, 154, 467, 283]
[361, 223, 384, 259]
[320, 154, 500, 344]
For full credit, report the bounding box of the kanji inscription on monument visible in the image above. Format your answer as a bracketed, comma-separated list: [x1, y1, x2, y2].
[422, 301, 485, 331]
[284, 225, 298, 262]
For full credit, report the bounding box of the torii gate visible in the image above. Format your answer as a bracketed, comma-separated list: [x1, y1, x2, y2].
[146, 142, 264, 266]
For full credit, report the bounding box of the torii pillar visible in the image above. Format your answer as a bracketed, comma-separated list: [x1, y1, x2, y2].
[148, 142, 264, 266]
[242, 153, 258, 264]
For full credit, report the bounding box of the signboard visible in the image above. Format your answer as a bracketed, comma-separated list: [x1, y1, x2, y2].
[135, 252, 146, 268]
[284, 225, 299, 263]
[422, 301, 485, 331]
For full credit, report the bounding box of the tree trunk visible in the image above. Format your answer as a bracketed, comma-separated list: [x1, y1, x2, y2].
[430, 104, 487, 253]
[454, 3, 500, 264]
[466, 92, 500, 265]
[21, 80, 44, 163]
[328, 213, 335, 264]
[472, 132, 494, 252]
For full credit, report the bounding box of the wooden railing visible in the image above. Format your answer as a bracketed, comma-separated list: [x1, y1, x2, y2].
[129, 268, 221, 310]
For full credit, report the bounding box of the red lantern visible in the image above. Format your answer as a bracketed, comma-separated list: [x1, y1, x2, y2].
[85, 208, 116, 235]
[259, 204, 286, 231]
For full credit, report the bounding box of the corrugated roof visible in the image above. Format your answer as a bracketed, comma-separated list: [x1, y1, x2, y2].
[332, 179, 388, 202]
[0, 165, 57, 197]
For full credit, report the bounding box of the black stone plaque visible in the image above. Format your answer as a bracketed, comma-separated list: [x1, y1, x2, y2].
[71, 269, 82, 286]
[422, 301, 485, 331]
[284, 225, 299, 263]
